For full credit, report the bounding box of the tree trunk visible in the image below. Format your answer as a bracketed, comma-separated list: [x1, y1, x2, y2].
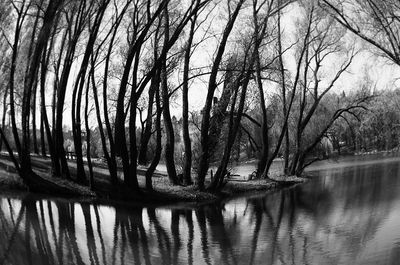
[128, 85, 140, 190]
[254, 48, 269, 176]
[138, 83, 155, 166]
[196, 0, 244, 190]
[289, 140, 301, 175]
[90, 59, 118, 185]
[41, 28, 60, 177]
[0, 86, 8, 152]
[236, 128, 241, 163]
[54, 15, 82, 180]
[208, 87, 240, 191]
[114, 1, 166, 187]
[278, 6, 289, 175]
[208, 28, 262, 190]
[261, 7, 313, 178]
[208, 62, 252, 191]
[26, 9, 41, 156]
[138, 43, 161, 166]
[84, 80, 94, 190]
[101, 3, 130, 186]
[8, 6, 25, 157]
[161, 4, 179, 185]
[21, 0, 63, 176]
[31, 82, 39, 155]
[145, 81, 162, 190]
[182, 15, 197, 185]
[50, 25, 68, 178]
[71, 1, 110, 185]
[206, 68, 237, 162]
[40, 118, 46, 157]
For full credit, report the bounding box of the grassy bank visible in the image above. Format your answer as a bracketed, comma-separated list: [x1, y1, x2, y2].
[0, 154, 307, 207]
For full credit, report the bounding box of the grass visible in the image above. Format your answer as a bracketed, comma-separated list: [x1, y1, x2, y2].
[0, 168, 26, 191]
[0, 153, 307, 207]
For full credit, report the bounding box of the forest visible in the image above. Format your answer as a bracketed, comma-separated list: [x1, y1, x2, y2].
[0, 0, 399, 197]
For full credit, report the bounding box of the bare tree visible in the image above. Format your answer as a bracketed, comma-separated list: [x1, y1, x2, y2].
[137, 26, 160, 166]
[8, 0, 32, 158]
[181, 11, 198, 185]
[161, 2, 179, 185]
[145, 70, 162, 190]
[54, 1, 91, 180]
[196, 0, 245, 191]
[71, 0, 110, 185]
[322, 0, 400, 66]
[114, 0, 167, 190]
[259, 2, 314, 178]
[0, 0, 66, 188]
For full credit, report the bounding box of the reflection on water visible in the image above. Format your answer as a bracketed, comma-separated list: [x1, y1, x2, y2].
[1, 157, 400, 265]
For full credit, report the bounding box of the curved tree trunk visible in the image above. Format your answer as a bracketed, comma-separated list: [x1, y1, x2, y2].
[161, 4, 178, 185]
[138, 84, 155, 166]
[128, 92, 139, 190]
[71, 1, 110, 185]
[127, 39, 143, 191]
[254, 49, 269, 177]
[261, 7, 313, 178]
[90, 59, 118, 185]
[100, 2, 131, 185]
[41, 42, 60, 177]
[54, 11, 84, 180]
[208, 56, 253, 191]
[21, 0, 64, 177]
[145, 80, 162, 190]
[138, 60, 158, 166]
[181, 14, 197, 185]
[196, 0, 244, 190]
[84, 79, 94, 190]
[31, 82, 39, 155]
[114, 1, 166, 188]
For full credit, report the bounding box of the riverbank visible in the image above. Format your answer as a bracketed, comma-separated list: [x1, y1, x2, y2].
[0, 154, 307, 207]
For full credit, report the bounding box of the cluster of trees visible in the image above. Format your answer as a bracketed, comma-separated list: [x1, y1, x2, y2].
[328, 88, 400, 154]
[0, 0, 397, 193]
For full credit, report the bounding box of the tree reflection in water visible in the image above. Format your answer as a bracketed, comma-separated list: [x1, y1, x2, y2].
[1, 160, 400, 264]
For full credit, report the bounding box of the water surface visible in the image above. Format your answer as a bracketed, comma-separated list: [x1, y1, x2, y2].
[1, 155, 400, 265]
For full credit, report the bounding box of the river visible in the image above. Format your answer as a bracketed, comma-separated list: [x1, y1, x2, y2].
[1, 154, 400, 265]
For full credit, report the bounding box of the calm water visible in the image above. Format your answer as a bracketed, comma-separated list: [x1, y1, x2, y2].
[1, 155, 400, 265]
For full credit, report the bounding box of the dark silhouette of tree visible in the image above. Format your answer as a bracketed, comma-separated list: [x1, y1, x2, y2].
[196, 0, 245, 191]
[181, 11, 198, 185]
